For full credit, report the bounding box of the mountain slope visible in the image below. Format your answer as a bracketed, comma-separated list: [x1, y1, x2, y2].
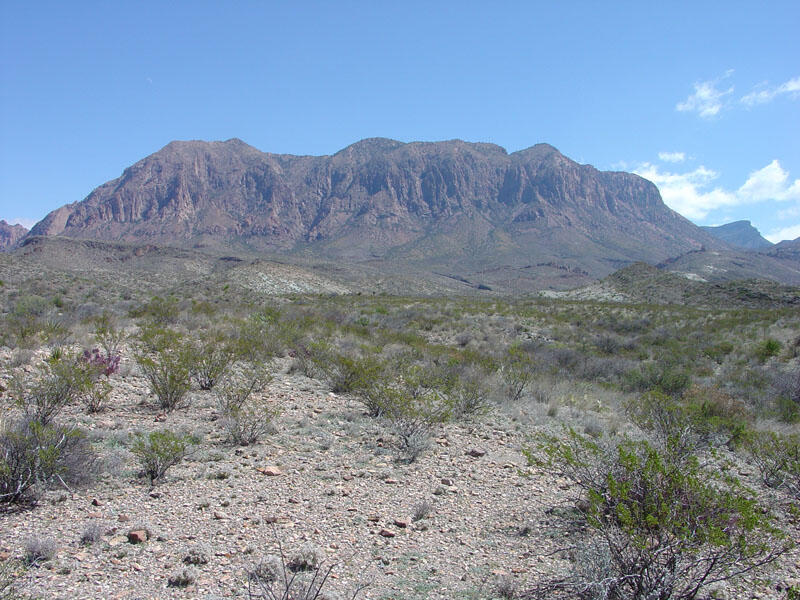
[28, 137, 725, 285]
[0, 220, 28, 250]
[701, 220, 773, 250]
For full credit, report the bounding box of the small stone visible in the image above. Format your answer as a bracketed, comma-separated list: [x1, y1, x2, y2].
[148, 491, 162, 499]
[378, 529, 395, 538]
[127, 530, 149, 544]
[213, 511, 229, 520]
[383, 478, 398, 484]
[441, 478, 454, 486]
[393, 519, 408, 529]
[87, 511, 102, 519]
[258, 466, 282, 476]
[91, 498, 102, 506]
[154, 413, 167, 422]
[466, 449, 486, 458]
[117, 514, 130, 523]
[367, 515, 380, 522]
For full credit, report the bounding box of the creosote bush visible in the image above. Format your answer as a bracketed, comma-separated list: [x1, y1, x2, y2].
[11, 352, 95, 425]
[0, 419, 96, 504]
[134, 325, 193, 412]
[744, 430, 800, 498]
[215, 365, 279, 446]
[131, 429, 195, 485]
[189, 331, 235, 390]
[525, 429, 791, 600]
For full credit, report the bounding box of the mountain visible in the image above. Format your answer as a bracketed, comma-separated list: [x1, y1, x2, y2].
[768, 237, 800, 262]
[700, 220, 773, 250]
[27, 137, 725, 287]
[0, 220, 28, 250]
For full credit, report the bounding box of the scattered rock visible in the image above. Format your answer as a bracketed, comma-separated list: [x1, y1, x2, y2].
[127, 530, 149, 544]
[441, 478, 454, 486]
[378, 529, 395, 538]
[257, 466, 282, 476]
[393, 519, 408, 529]
[466, 449, 486, 458]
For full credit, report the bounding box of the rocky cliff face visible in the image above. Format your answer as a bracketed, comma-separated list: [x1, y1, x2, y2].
[0, 220, 28, 250]
[701, 220, 773, 250]
[28, 138, 721, 276]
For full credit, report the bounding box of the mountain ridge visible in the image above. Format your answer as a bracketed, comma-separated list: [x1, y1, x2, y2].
[26, 137, 727, 286]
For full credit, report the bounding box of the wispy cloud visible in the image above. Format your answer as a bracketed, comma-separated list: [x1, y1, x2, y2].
[658, 151, 686, 163]
[634, 159, 800, 220]
[766, 224, 800, 244]
[741, 76, 800, 106]
[676, 70, 734, 118]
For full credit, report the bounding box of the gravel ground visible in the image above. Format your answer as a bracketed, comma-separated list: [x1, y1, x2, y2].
[1, 350, 798, 600]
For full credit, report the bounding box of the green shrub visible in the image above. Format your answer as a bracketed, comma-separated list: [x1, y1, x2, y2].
[91, 311, 127, 359]
[129, 295, 180, 325]
[526, 429, 790, 600]
[309, 342, 383, 395]
[215, 365, 278, 445]
[744, 430, 800, 498]
[134, 326, 193, 412]
[755, 337, 782, 362]
[11, 352, 94, 425]
[131, 430, 195, 485]
[624, 361, 690, 397]
[188, 331, 235, 390]
[0, 419, 96, 504]
[501, 345, 534, 402]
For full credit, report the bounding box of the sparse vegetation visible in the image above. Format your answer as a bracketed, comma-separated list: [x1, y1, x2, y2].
[130, 429, 195, 485]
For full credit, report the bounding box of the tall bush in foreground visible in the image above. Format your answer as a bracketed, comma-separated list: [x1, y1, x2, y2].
[215, 365, 278, 446]
[134, 325, 193, 412]
[525, 429, 790, 600]
[0, 419, 96, 504]
[131, 429, 195, 485]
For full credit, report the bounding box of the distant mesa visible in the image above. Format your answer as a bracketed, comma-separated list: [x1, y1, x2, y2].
[700, 220, 773, 250]
[0, 220, 29, 251]
[22, 137, 730, 287]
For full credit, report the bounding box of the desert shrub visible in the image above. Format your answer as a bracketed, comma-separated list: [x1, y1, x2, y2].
[167, 567, 197, 588]
[216, 365, 278, 446]
[501, 345, 534, 402]
[681, 384, 750, 448]
[183, 544, 211, 565]
[0, 420, 96, 504]
[80, 347, 121, 377]
[442, 363, 493, 419]
[246, 537, 367, 600]
[374, 365, 452, 463]
[755, 337, 782, 362]
[129, 295, 180, 325]
[744, 430, 800, 498]
[770, 367, 800, 423]
[526, 429, 790, 600]
[624, 360, 690, 397]
[188, 331, 235, 390]
[131, 429, 195, 485]
[309, 342, 383, 395]
[10, 352, 94, 425]
[134, 326, 193, 412]
[80, 523, 104, 546]
[91, 311, 127, 360]
[23, 537, 56, 566]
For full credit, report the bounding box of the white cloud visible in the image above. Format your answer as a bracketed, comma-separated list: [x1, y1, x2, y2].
[634, 159, 800, 220]
[676, 71, 734, 118]
[741, 76, 800, 106]
[658, 151, 686, 163]
[766, 224, 800, 244]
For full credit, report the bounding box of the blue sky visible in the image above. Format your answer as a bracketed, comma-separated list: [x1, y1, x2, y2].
[1, 1, 798, 242]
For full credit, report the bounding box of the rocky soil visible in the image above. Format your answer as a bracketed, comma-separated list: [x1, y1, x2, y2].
[1, 348, 799, 600]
